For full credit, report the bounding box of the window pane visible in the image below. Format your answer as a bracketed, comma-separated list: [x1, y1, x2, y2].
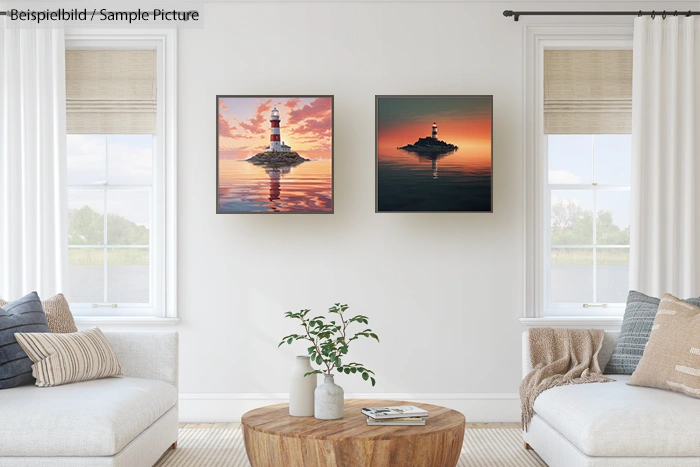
[107, 135, 154, 185]
[596, 191, 630, 245]
[550, 248, 593, 303]
[597, 248, 630, 303]
[107, 248, 149, 304]
[548, 135, 592, 184]
[67, 135, 106, 185]
[551, 190, 593, 245]
[106, 191, 150, 245]
[68, 191, 104, 245]
[594, 135, 631, 185]
[68, 248, 104, 303]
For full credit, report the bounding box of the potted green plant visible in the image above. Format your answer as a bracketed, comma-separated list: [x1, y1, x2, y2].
[279, 303, 380, 420]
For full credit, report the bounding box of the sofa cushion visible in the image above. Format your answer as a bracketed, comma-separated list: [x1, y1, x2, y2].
[0, 377, 177, 456]
[0, 293, 78, 333]
[605, 290, 700, 375]
[40, 293, 78, 333]
[16, 327, 123, 387]
[0, 292, 51, 389]
[629, 294, 700, 399]
[534, 375, 700, 457]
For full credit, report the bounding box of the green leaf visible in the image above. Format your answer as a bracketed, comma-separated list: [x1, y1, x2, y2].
[351, 368, 357, 373]
[362, 372, 369, 381]
[370, 377, 376, 386]
[316, 355, 323, 365]
[287, 337, 293, 345]
[336, 358, 342, 367]
[344, 367, 351, 374]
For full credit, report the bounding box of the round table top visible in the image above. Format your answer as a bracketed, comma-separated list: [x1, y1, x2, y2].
[241, 399, 466, 441]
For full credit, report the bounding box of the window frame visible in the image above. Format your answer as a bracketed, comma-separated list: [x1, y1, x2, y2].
[545, 135, 631, 316]
[65, 29, 178, 321]
[523, 25, 633, 326]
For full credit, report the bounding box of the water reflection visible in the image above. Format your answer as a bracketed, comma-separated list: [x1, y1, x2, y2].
[218, 159, 332, 213]
[377, 146, 492, 212]
[410, 151, 456, 180]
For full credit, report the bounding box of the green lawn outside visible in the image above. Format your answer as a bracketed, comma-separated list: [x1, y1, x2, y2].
[551, 248, 629, 265]
[69, 248, 149, 266]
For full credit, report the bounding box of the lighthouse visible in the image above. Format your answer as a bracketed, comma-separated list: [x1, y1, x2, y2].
[431, 122, 438, 140]
[268, 107, 282, 152]
[265, 107, 292, 153]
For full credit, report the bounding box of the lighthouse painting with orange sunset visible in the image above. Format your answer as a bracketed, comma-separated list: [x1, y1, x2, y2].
[376, 96, 492, 212]
[217, 96, 333, 213]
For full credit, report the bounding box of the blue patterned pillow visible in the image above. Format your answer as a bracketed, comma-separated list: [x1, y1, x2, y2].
[0, 292, 50, 389]
[605, 291, 700, 374]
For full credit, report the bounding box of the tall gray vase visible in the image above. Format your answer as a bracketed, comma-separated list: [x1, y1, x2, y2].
[314, 374, 344, 420]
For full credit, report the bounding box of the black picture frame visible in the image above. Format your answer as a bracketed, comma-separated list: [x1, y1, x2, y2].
[216, 95, 335, 214]
[375, 95, 494, 213]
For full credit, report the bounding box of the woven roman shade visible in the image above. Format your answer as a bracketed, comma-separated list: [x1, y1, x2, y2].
[66, 50, 156, 134]
[544, 50, 632, 134]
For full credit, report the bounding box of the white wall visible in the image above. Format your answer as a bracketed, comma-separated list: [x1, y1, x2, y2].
[103, 0, 696, 422]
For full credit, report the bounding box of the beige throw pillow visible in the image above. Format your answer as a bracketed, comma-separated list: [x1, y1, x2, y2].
[14, 327, 123, 387]
[629, 293, 700, 398]
[0, 293, 77, 333]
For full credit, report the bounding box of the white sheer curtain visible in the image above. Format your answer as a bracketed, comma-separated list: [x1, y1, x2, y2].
[0, 20, 68, 300]
[630, 17, 700, 297]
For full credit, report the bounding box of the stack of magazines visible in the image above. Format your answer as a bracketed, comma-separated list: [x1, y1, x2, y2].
[361, 405, 428, 426]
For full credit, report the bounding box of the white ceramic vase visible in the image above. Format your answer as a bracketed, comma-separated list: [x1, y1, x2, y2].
[314, 374, 344, 420]
[289, 356, 317, 417]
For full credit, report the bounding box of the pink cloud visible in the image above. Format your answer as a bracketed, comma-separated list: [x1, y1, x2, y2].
[238, 99, 273, 135]
[293, 113, 332, 137]
[218, 113, 236, 138]
[284, 98, 300, 110]
[219, 101, 228, 111]
[288, 98, 332, 125]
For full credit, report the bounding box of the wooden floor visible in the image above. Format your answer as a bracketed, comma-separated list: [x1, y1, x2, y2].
[180, 422, 520, 429]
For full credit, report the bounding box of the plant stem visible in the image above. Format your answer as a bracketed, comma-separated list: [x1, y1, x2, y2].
[303, 320, 331, 374]
[329, 307, 348, 374]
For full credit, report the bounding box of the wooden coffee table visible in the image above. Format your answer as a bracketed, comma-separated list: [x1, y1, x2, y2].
[241, 399, 465, 467]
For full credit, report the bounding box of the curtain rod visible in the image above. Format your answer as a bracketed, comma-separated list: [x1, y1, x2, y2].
[504, 10, 700, 22]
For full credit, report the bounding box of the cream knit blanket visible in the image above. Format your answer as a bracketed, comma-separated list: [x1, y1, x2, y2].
[520, 328, 614, 431]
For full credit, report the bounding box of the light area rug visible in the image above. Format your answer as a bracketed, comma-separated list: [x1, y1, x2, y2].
[155, 426, 546, 467]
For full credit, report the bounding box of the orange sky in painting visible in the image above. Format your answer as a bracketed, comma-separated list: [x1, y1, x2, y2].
[218, 97, 332, 160]
[378, 118, 491, 150]
[377, 97, 492, 163]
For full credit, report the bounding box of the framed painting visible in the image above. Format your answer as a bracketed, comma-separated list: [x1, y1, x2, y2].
[375, 95, 493, 213]
[217, 95, 334, 213]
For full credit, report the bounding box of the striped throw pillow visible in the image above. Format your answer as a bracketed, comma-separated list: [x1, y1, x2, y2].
[15, 327, 123, 387]
[629, 294, 700, 398]
[0, 293, 77, 334]
[605, 291, 700, 374]
[0, 292, 51, 389]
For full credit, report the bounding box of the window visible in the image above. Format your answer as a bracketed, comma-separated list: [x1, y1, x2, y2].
[547, 134, 631, 312]
[65, 30, 177, 319]
[67, 134, 154, 308]
[523, 26, 634, 321]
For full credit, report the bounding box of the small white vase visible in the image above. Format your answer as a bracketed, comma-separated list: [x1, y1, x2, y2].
[314, 374, 344, 420]
[289, 356, 317, 417]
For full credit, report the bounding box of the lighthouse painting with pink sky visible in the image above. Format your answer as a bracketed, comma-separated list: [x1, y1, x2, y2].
[217, 95, 333, 214]
[376, 95, 493, 213]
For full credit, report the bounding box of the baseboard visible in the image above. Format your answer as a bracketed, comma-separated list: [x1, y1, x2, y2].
[179, 393, 520, 423]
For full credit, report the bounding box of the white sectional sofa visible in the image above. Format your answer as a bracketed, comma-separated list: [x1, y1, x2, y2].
[0, 331, 179, 467]
[523, 331, 700, 467]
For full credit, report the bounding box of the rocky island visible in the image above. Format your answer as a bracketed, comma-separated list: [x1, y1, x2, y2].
[246, 151, 309, 168]
[399, 137, 458, 155]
